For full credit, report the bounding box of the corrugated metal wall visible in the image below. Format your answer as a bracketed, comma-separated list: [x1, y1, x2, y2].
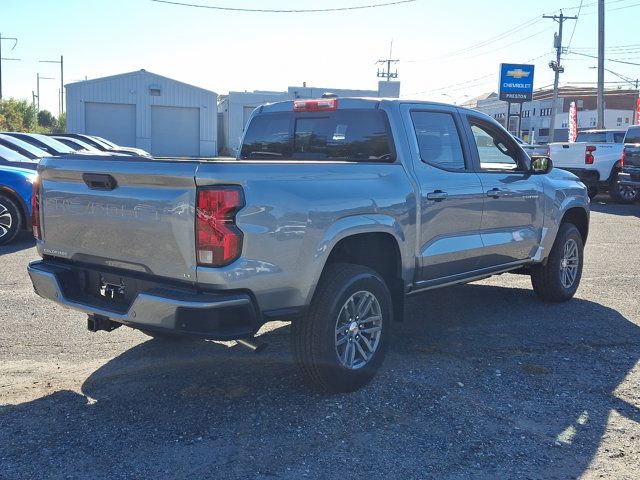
[66, 70, 217, 156]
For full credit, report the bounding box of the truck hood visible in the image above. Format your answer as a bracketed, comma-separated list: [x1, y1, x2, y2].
[0, 165, 38, 180]
[549, 167, 581, 182]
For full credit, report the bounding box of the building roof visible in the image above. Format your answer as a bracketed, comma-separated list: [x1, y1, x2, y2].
[65, 69, 217, 95]
[460, 92, 497, 108]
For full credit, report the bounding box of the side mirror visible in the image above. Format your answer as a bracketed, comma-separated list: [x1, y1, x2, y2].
[529, 155, 553, 174]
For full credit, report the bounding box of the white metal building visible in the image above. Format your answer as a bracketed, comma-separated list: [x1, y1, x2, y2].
[66, 70, 218, 157]
[218, 81, 401, 156]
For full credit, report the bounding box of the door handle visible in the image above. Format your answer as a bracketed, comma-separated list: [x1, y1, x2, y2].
[83, 173, 118, 191]
[426, 190, 448, 201]
[486, 188, 506, 199]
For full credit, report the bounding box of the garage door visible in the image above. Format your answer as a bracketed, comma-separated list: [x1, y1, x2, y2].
[151, 106, 200, 157]
[85, 102, 136, 147]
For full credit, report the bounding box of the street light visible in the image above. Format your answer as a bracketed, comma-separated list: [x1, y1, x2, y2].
[0, 33, 19, 100]
[39, 55, 64, 115]
[440, 93, 469, 105]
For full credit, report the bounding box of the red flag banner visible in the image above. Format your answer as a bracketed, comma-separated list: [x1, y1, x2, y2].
[569, 101, 578, 142]
[636, 98, 640, 125]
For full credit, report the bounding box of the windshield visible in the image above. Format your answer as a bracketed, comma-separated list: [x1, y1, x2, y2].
[0, 134, 49, 159]
[0, 143, 35, 163]
[28, 134, 76, 153]
[93, 136, 119, 148]
[241, 110, 394, 161]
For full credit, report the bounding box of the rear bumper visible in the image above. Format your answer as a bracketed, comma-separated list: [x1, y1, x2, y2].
[618, 171, 640, 187]
[27, 260, 260, 340]
[562, 168, 600, 187]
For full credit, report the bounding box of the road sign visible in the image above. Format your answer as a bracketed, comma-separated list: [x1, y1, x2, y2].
[499, 63, 535, 102]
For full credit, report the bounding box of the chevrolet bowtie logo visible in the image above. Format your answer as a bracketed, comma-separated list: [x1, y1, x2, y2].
[506, 68, 531, 79]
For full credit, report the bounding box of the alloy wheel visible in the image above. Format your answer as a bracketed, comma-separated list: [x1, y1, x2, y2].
[334, 290, 383, 370]
[560, 238, 580, 289]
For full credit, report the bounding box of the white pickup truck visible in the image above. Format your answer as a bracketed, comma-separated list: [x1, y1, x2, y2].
[548, 129, 638, 203]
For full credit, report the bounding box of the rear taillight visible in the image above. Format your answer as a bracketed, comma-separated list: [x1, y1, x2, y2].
[585, 145, 596, 165]
[196, 186, 244, 266]
[31, 176, 41, 240]
[293, 98, 337, 112]
[621, 148, 625, 167]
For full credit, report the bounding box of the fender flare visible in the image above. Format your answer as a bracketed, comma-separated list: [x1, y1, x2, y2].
[303, 214, 409, 305]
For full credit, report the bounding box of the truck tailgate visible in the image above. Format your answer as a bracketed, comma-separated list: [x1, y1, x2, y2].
[549, 142, 587, 168]
[38, 155, 199, 281]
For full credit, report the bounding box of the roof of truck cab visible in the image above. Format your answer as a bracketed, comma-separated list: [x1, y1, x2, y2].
[578, 129, 626, 133]
[258, 97, 483, 113]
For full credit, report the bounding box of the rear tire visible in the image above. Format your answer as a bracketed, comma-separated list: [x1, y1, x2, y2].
[609, 171, 640, 204]
[531, 223, 583, 302]
[0, 194, 23, 246]
[291, 263, 392, 393]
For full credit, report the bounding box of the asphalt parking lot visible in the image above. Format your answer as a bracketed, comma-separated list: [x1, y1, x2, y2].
[1, 198, 639, 480]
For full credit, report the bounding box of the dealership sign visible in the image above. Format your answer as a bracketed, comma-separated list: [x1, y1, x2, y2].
[499, 63, 535, 102]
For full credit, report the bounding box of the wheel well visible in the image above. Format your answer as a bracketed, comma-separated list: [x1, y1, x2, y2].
[561, 207, 588, 245]
[325, 232, 405, 321]
[0, 187, 28, 230]
[607, 160, 623, 183]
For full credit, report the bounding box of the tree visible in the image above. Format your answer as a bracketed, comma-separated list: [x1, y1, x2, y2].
[52, 112, 66, 133]
[37, 110, 56, 129]
[0, 98, 38, 131]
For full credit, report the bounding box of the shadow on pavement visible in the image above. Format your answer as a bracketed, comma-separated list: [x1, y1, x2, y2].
[0, 233, 36, 255]
[589, 199, 639, 217]
[1, 283, 639, 479]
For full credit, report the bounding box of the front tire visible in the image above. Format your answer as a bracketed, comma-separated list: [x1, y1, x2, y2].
[609, 171, 640, 204]
[291, 263, 392, 393]
[0, 194, 23, 246]
[531, 223, 584, 302]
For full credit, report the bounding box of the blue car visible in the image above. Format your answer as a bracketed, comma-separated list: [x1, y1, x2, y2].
[0, 165, 36, 245]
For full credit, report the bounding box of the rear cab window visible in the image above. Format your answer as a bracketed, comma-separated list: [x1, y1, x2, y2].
[575, 132, 608, 143]
[624, 127, 640, 144]
[240, 109, 394, 162]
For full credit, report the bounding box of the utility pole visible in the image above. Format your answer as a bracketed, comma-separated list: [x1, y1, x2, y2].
[36, 73, 54, 112]
[543, 11, 577, 142]
[0, 33, 19, 100]
[377, 41, 399, 81]
[597, 0, 605, 128]
[39, 55, 64, 115]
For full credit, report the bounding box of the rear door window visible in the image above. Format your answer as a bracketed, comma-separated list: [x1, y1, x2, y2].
[624, 127, 640, 144]
[613, 132, 625, 143]
[241, 110, 394, 161]
[410, 111, 466, 171]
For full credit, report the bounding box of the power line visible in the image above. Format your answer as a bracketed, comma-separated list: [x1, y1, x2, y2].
[150, 0, 417, 12]
[566, 0, 583, 50]
[402, 51, 555, 97]
[567, 50, 640, 66]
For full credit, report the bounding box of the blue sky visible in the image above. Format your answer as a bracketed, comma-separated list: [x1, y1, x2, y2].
[2, 0, 639, 114]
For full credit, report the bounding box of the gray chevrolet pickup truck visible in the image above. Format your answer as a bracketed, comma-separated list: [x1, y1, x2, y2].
[28, 98, 590, 392]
